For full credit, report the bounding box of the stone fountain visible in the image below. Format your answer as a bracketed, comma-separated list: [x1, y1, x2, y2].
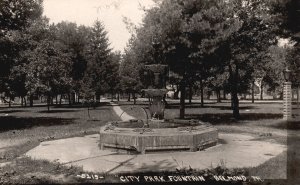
[99, 40, 218, 154]
[143, 64, 168, 120]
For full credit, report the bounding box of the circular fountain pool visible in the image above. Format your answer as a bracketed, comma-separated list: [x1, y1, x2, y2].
[99, 119, 218, 154]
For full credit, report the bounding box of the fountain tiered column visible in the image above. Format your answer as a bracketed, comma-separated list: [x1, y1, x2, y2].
[143, 64, 168, 120]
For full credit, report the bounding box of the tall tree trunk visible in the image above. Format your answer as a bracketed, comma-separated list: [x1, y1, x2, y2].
[47, 95, 50, 112]
[229, 65, 240, 120]
[24, 97, 27, 107]
[55, 95, 58, 105]
[217, 90, 221, 103]
[73, 93, 76, 104]
[21, 96, 24, 107]
[111, 90, 114, 102]
[59, 94, 62, 106]
[163, 94, 168, 106]
[30, 94, 33, 107]
[68, 93, 71, 106]
[260, 83, 263, 100]
[231, 89, 240, 120]
[252, 81, 255, 103]
[189, 83, 192, 104]
[297, 86, 299, 108]
[179, 80, 186, 119]
[127, 92, 131, 102]
[133, 92, 136, 105]
[87, 106, 91, 118]
[117, 92, 120, 102]
[77, 92, 80, 103]
[200, 78, 204, 107]
[223, 90, 226, 100]
[8, 97, 11, 108]
[174, 84, 179, 99]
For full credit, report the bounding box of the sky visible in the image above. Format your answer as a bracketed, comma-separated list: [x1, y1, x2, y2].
[43, 0, 156, 52]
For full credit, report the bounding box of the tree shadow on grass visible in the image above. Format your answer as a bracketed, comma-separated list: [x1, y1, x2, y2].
[53, 102, 110, 109]
[184, 113, 282, 125]
[117, 102, 149, 106]
[38, 110, 80, 113]
[166, 104, 256, 110]
[0, 110, 28, 114]
[0, 116, 76, 132]
[271, 120, 300, 130]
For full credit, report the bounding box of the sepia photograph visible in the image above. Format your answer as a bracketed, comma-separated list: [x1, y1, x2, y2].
[0, 0, 300, 184]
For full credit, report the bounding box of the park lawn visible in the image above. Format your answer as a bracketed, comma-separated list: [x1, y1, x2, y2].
[120, 99, 300, 181]
[0, 99, 298, 183]
[0, 103, 122, 184]
[0, 103, 120, 161]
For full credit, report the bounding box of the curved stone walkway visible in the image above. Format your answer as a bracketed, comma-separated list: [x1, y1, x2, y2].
[110, 102, 135, 121]
[25, 133, 286, 176]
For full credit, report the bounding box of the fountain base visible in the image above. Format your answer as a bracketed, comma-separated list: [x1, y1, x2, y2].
[99, 119, 218, 154]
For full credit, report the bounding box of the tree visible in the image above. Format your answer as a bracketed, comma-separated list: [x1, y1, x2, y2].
[9, 17, 51, 107]
[25, 39, 72, 111]
[212, 0, 276, 119]
[54, 22, 91, 103]
[0, 0, 43, 32]
[106, 51, 121, 101]
[125, 0, 277, 120]
[125, 0, 243, 118]
[0, 0, 43, 101]
[269, 0, 300, 85]
[120, 46, 143, 104]
[82, 20, 112, 102]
